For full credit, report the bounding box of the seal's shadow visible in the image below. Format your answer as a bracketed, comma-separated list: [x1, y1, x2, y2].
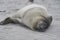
[14, 22, 32, 30]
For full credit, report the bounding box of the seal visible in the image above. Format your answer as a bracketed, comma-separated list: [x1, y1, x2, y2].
[0, 4, 52, 32]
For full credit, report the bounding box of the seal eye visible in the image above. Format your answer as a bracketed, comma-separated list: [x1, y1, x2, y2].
[34, 20, 48, 32]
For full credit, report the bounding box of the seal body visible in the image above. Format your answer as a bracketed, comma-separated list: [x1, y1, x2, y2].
[0, 4, 52, 32]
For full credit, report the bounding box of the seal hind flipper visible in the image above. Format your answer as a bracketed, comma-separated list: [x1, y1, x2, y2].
[0, 17, 14, 25]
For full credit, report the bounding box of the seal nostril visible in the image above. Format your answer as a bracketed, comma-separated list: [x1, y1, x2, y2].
[37, 25, 46, 32]
[35, 20, 49, 32]
[34, 24, 47, 32]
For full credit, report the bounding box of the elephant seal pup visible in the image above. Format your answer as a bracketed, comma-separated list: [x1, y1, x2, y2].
[0, 4, 52, 32]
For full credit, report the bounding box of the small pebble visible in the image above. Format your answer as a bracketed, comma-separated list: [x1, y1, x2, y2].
[29, 0, 34, 3]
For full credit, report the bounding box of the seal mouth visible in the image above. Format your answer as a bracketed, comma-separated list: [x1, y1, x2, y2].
[34, 20, 49, 32]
